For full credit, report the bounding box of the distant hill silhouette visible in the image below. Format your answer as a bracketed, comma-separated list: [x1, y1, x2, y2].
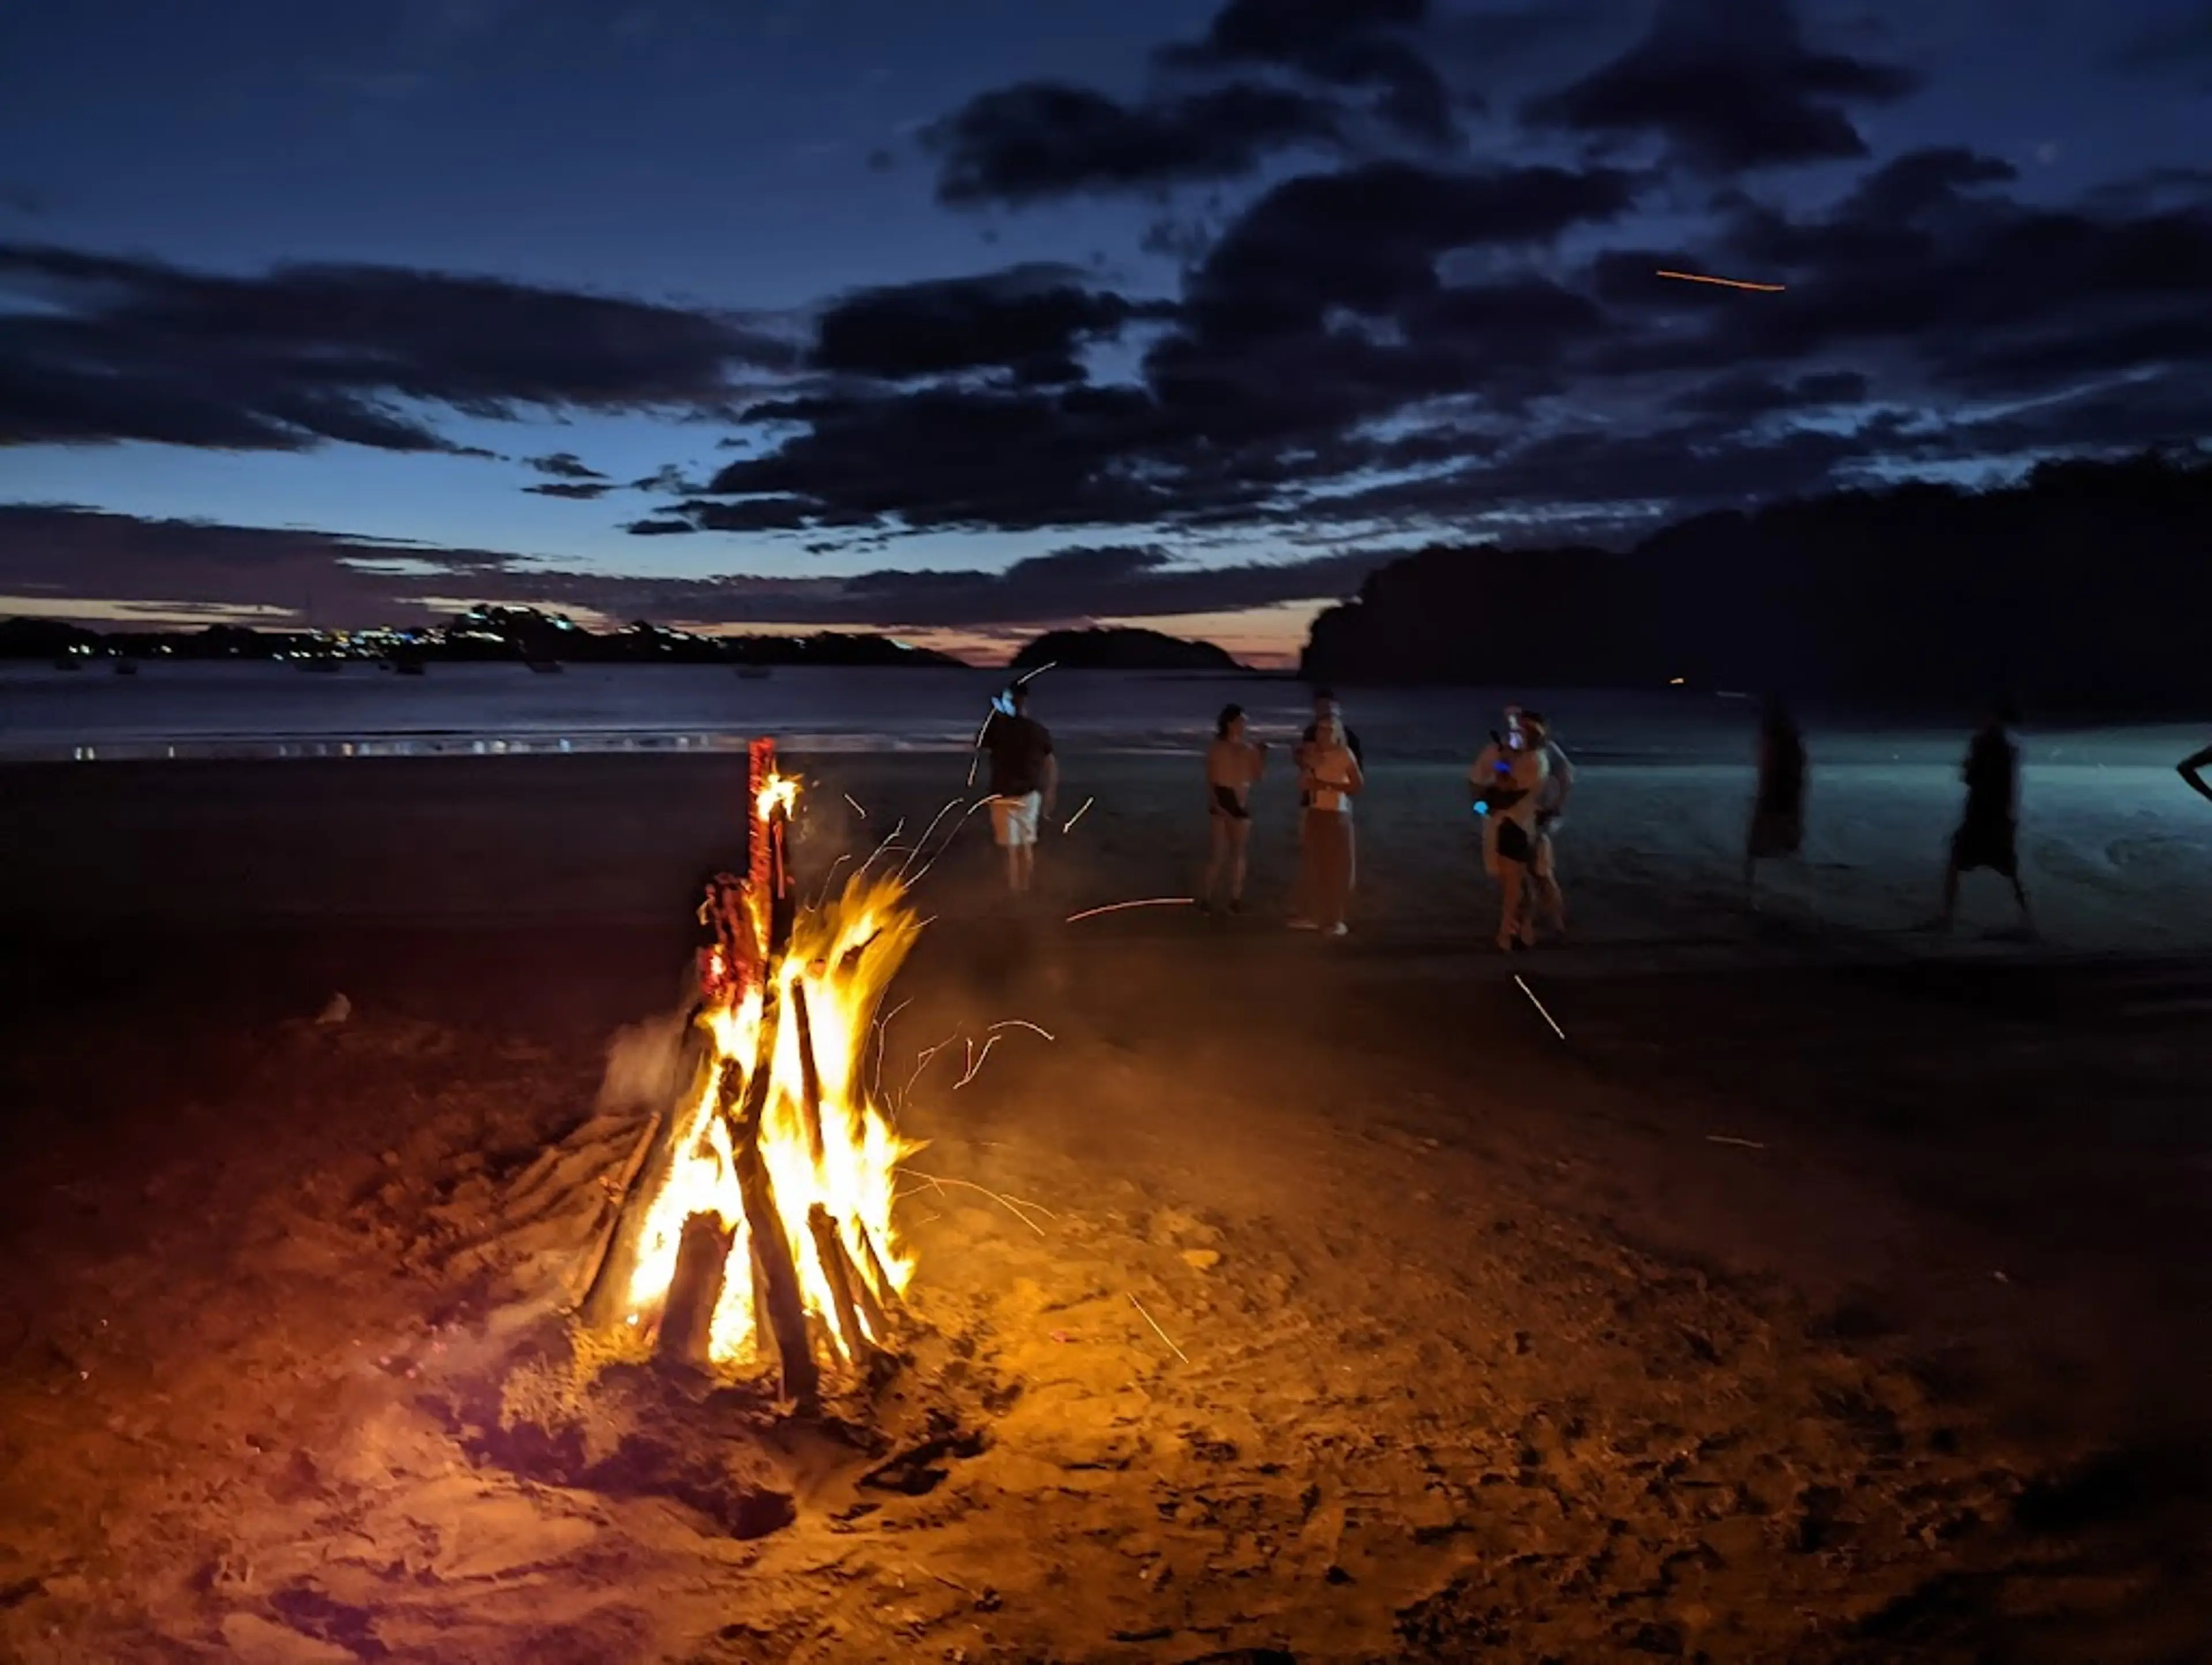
[1013, 627, 1243, 672]
[1300, 449, 2212, 712]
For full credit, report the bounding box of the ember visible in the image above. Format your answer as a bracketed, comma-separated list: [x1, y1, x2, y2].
[579, 739, 924, 1405]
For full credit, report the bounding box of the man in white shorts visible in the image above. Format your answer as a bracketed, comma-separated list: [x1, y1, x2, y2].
[979, 683, 1057, 893]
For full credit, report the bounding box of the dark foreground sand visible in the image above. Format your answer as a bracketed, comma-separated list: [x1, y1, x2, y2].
[2, 753, 2209, 1663]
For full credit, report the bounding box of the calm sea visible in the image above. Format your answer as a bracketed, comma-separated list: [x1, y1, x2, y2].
[1, 662, 2179, 767]
[0, 661, 1771, 764]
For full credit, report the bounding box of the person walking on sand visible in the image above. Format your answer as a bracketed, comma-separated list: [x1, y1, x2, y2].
[1289, 690, 1364, 927]
[1201, 703, 1267, 914]
[1940, 697, 2032, 934]
[2180, 742, 2212, 806]
[1745, 695, 1808, 902]
[979, 682, 1057, 894]
[1293, 712, 1362, 936]
[1522, 711, 1574, 939]
[1471, 712, 1549, 951]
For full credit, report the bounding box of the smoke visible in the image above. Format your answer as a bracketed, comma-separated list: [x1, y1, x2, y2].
[596, 1007, 694, 1117]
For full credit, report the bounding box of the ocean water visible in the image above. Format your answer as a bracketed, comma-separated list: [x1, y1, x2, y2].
[0, 661, 1777, 764]
[0, 661, 2191, 768]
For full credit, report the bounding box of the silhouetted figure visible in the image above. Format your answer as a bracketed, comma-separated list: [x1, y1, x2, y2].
[1941, 697, 2033, 933]
[979, 683, 1058, 894]
[1745, 696, 1808, 899]
[1201, 703, 1267, 913]
[2180, 742, 2212, 806]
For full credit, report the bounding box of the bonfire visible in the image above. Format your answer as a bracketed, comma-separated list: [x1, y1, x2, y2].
[575, 739, 925, 1409]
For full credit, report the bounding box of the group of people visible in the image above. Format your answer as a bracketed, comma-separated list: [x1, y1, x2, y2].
[975, 679, 2210, 946]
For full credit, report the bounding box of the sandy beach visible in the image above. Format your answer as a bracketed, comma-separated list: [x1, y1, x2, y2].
[3, 739, 2210, 1662]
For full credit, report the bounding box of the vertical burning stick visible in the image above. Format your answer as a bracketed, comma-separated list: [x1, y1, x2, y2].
[790, 977, 828, 1165]
[806, 1204, 881, 1360]
[722, 1029, 820, 1409]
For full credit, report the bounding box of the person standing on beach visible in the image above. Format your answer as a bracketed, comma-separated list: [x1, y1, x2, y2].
[1469, 716, 1549, 951]
[2179, 743, 2212, 806]
[1202, 703, 1267, 914]
[1522, 711, 1574, 938]
[980, 682, 1057, 894]
[1293, 712, 1362, 936]
[1940, 697, 2032, 932]
[1290, 690, 1364, 926]
[1745, 695, 1808, 901]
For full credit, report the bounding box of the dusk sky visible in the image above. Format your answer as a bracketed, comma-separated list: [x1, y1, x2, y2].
[3, 0, 2208, 663]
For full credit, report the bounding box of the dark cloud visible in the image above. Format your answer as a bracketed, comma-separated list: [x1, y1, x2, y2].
[926, 81, 1343, 205]
[811, 266, 1173, 381]
[1182, 161, 1640, 343]
[525, 452, 607, 480]
[0, 242, 794, 453]
[1157, 0, 1461, 145]
[522, 481, 616, 500]
[1521, 0, 1918, 175]
[0, 503, 1386, 634]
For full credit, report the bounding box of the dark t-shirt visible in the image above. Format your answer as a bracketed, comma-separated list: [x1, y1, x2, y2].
[982, 712, 1053, 797]
[1758, 727, 1806, 815]
[1963, 727, 2017, 823]
[1299, 720, 1363, 809]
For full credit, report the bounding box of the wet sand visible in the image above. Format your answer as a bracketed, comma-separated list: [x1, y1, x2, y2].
[2, 750, 2209, 1662]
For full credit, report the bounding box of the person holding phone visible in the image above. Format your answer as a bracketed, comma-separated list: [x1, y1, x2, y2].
[1470, 710, 1549, 950]
[979, 682, 1057, 894]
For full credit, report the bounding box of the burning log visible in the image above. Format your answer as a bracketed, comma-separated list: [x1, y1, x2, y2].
[656, 1211, 737, 1366]
[577, 1040, 714, 1332]
[722, 1033, 821, 1411]
[790, 978, 828, 1166]
[807, 1204, 882, 1363]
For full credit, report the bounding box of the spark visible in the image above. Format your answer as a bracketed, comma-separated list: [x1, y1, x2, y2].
[1066, 896, 1196, 924]
[900, 1029, 961, 1109]
[1061, 795, 1095, 834]
[1706, 1134, 1766, 1150]
[953, 1034, 1001, 1089]
[852, 818, 908, 881]
[870, 995, 914, 1101]
[1655, 268, 1786, 293]
[898, 1170, 1055, 1235]
[1513, 973, 1567, 1042]
[842, 792, 868, 818]
[986, 1018, 1056, 1042]
[809, 852, 854, 909]
[901, 797, 1000, 890]
[1128, 1294, 1189, 1364]
[897, 797, 969, 882]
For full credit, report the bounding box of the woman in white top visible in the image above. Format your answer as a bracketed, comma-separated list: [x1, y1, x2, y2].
[1202, 703, 1267, 913]
[1294, 712, 1363, 936]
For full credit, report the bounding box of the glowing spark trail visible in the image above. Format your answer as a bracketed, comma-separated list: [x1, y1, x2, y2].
[1061, 796, 1094, 834]
[843, 793, 868, 818]
[1655, 269, 1786, 293]
[1066, 896, 1195, 924]
[1129, 1294, 1190, 1364]
[1513, 973, 1567, 1042]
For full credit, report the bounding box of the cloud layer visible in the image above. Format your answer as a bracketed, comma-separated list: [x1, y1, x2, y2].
[7, 0, 2211, 639]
